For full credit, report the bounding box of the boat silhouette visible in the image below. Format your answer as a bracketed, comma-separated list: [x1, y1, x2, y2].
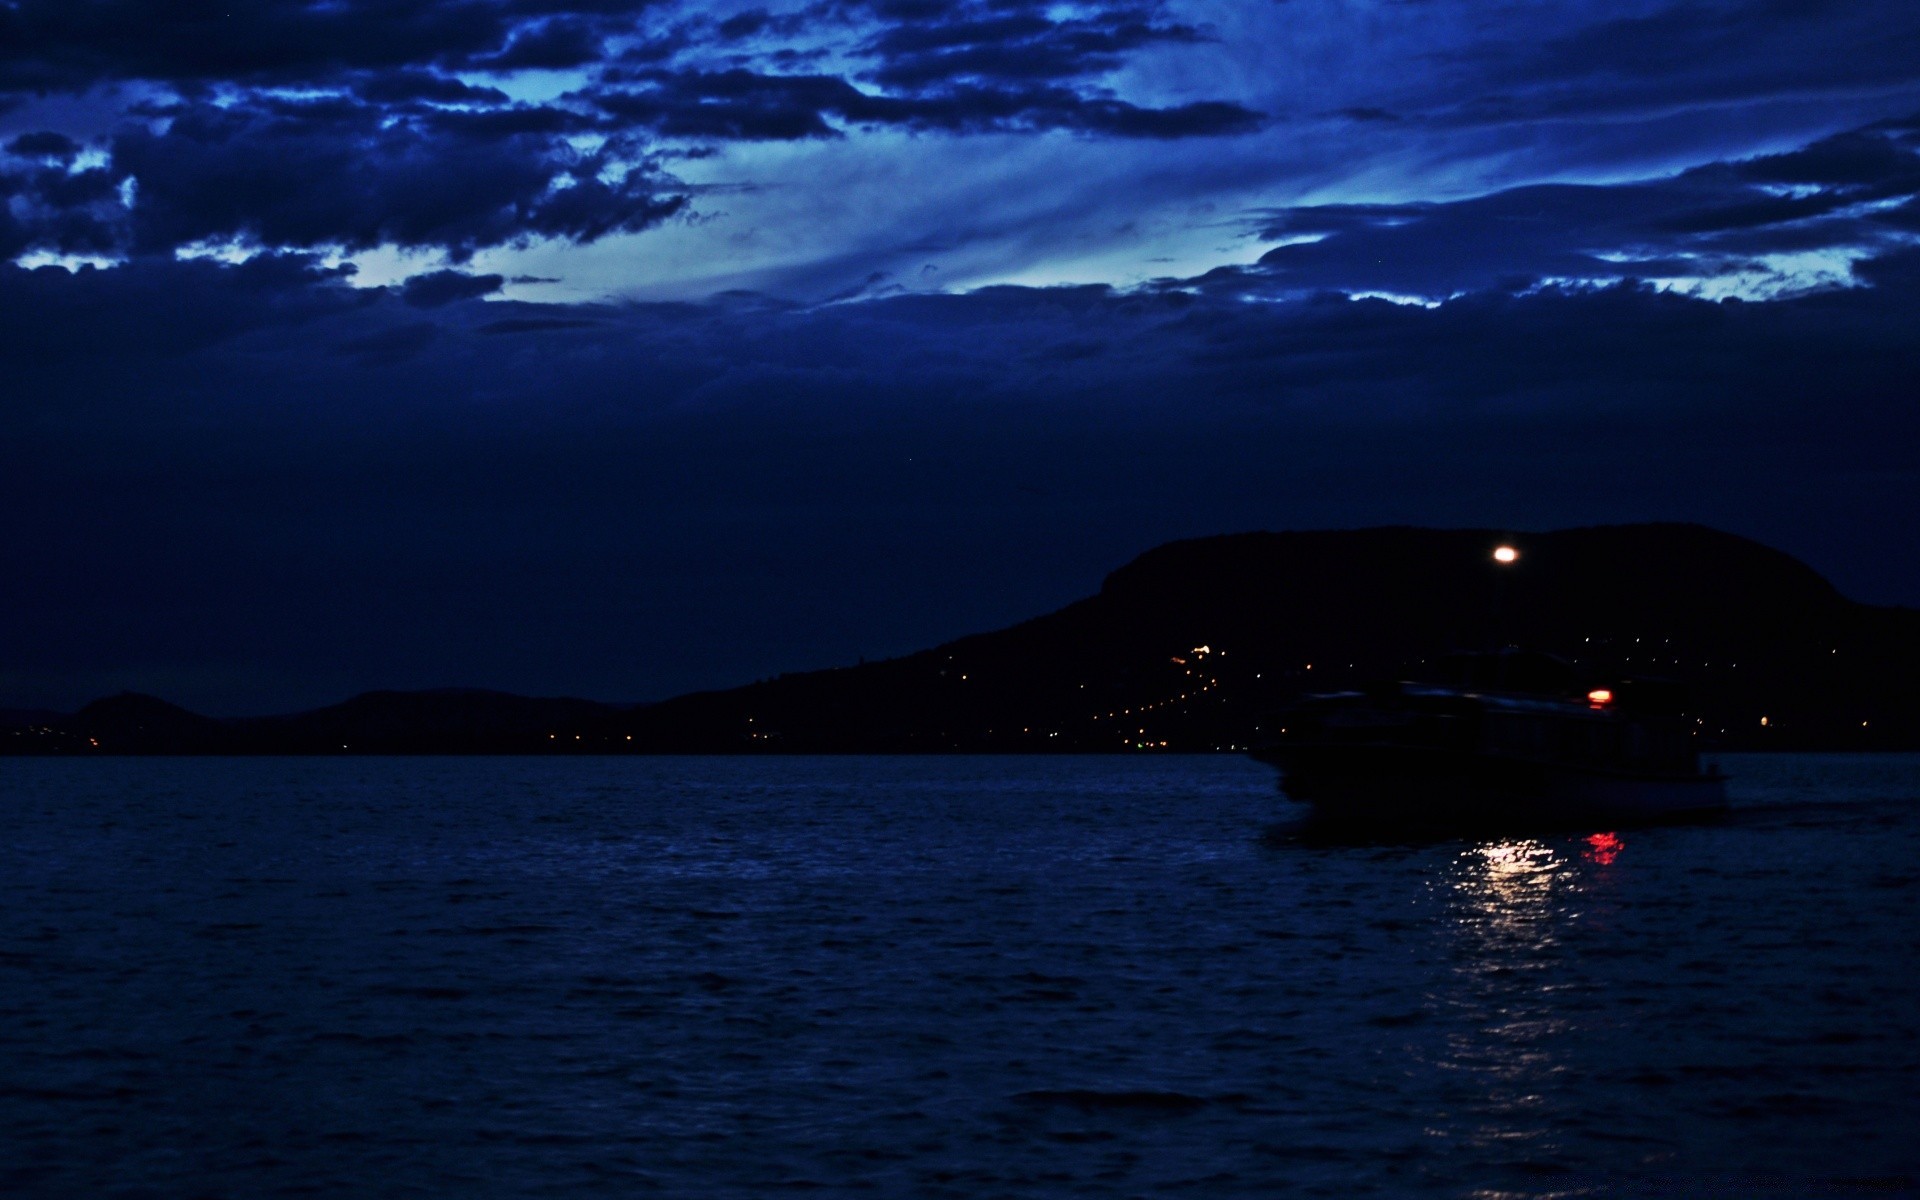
[1253, 648, 1729, 829]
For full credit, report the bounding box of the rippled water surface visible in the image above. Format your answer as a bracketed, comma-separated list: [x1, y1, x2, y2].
[2, 754, 1916, 1198]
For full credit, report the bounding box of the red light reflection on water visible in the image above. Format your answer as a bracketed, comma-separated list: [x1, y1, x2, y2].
[1583, 831, 1624, 865]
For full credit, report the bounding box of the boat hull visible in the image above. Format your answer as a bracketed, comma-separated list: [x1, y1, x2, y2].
[1255, 741, 1728, 830]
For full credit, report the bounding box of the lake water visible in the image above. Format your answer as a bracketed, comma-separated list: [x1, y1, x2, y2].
[1, 754, 1915, 1198]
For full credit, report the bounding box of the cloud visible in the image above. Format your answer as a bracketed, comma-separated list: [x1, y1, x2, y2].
[0, 153, 123, 258]
[399, 269, 506, 308]
[353, 69, 512, 107]
[1, 95, 686, 259]
[590, 67, 1262, 140]
[0, 0, 653, 91]
[1492, 0, 1920, 115]
[856, 2, 1210, 89]
[0, 0, 1262, 263]
[575, 0, 1267, 143]
[1197, 121, 1920, 300]
[0, 252, 363, 367]
[477, 16, 608, 71]
[594, 70, 851, 140]
[5, 130, 79, 159]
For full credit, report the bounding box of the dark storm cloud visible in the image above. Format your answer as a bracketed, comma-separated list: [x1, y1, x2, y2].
[1439, 0, 1920, 130]
[398, 269, 507, 308]
[4, 130, 79, 159]
[1731, 126, 1920, 193]
[0, 0, 653, 90]
[414, 104, 598, 139]
[594, 69, 850, 140]
[0, 252, 362, 367]
[592, 67, 1260, 139]
[1518, 0, 1920, 96]
[715, 0, 1262, 137]
[2, 95, 684, 259]
[0, 0, 1255, 122]
[1208, 122, 1920, 299]
[578, 0, 1263, 140]
[476, 16, 609, 70]
[0, 153, 124, 258]
[0, 0, 1261, 259]
[352, 70, 512, 107]
[856, 2, 1208, 89]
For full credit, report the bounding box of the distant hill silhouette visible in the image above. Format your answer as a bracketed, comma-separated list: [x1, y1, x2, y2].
[7, 524, 1917, 754]
[4, 688, 623, 755]
[66, 693, 231, 754]
[232, 689, 619, 754]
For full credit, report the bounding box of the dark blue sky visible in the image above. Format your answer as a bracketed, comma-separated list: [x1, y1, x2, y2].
[3, 0, 1918, 713]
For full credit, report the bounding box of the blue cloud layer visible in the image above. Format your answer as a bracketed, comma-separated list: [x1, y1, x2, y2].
[1171, 119, 1920, 300]
[0, 0, 1265, 262]
[6, 0, 1915, 277]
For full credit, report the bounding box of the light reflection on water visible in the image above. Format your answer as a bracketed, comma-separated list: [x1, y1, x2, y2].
[1436, 837, 1598, 1163]
[0, 755, 1916, 1198]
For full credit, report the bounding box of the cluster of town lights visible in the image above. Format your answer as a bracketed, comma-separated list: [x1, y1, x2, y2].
[1091, 645, 1220, 729]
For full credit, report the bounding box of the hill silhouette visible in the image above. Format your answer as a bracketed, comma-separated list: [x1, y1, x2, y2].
[607, 524, 1916, 752]
[7, 524, 1917, 754]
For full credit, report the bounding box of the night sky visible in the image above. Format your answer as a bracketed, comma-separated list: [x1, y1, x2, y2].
[3, 0, 1918, 715]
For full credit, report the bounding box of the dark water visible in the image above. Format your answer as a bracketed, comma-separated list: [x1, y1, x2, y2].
[1, 754, 1915, 1198]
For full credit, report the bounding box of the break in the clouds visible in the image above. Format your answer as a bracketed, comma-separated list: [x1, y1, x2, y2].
[3, 0, 1919, 295]
[0, 0, 1264, 269]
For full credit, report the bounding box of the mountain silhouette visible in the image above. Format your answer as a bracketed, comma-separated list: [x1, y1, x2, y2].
[7, 524, 1916, 754]
[607, 523, 1915, 752]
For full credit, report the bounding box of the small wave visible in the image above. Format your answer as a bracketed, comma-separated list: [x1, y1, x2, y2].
[1014, 1089, 1208, 1113]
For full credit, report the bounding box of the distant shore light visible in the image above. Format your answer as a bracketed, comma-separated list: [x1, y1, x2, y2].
[1493, 545, 1520, 564]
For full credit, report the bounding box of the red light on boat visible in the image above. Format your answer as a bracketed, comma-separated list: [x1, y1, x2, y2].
[1587, 688, 1613, 705]
[1584, 831, 1623, 865]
